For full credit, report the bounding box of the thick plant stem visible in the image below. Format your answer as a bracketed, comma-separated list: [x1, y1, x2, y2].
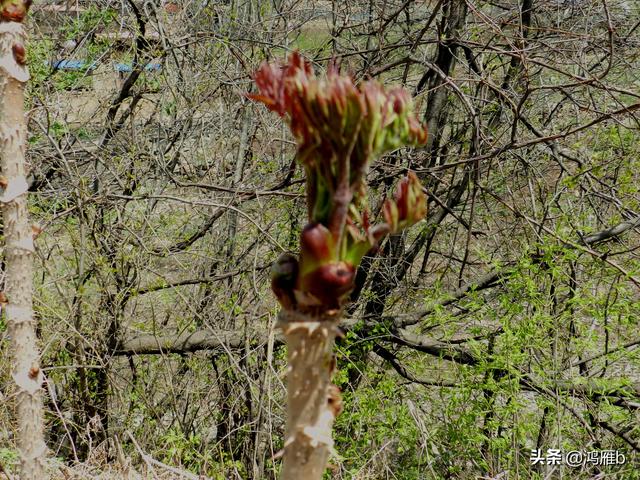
[0, 21, 47, 479]
[253, 52, 427, 480]
[278, 310, 342, 480]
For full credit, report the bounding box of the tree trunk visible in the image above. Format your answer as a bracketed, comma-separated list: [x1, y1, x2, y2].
[417, 0, 468, 163]
[0, 20, 47, 479]
[278, 309, 342, 480]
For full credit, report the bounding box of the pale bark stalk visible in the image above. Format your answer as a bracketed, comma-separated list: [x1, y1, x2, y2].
[0, 21, 47, 479]
[278, 310, 342, 480]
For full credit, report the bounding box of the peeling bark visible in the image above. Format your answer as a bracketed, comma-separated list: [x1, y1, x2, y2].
[0, 19, 47, 479]
[277, 309, 342, 479]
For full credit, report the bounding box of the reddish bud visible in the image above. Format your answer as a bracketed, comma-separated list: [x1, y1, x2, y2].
[382, 200, 400, 232]
[248, 51, 312, 118]
[303, 261, 355, 308]
[383, 172, 427, 233]
[12, 43, 26, 65]
[300, 222, 334, 265]
[315, 262, 355, 294]
[390, 88, 407, 114]
[0, 0, 29, 22]
[248, 63, 288, 116]
[399, 171, 427, 220]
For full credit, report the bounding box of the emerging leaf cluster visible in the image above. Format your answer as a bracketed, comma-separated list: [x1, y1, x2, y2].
[251, 52, 428, 309]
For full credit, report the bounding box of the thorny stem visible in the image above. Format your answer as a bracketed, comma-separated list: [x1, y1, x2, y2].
[277, 310, 342, 480]
[251, 52, 427, 479]
[0, 11, 47, 480]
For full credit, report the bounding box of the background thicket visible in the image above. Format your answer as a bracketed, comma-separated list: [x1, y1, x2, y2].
[1, 0, 640, 478]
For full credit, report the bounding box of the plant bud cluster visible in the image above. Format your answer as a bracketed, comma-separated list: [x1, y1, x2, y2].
[255, 53, 428, 311]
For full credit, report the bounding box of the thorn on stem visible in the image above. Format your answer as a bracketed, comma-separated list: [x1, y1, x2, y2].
[31, 224, 43, 238]
[12, 43, 26, 65]
[327, 384, 343, 417]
